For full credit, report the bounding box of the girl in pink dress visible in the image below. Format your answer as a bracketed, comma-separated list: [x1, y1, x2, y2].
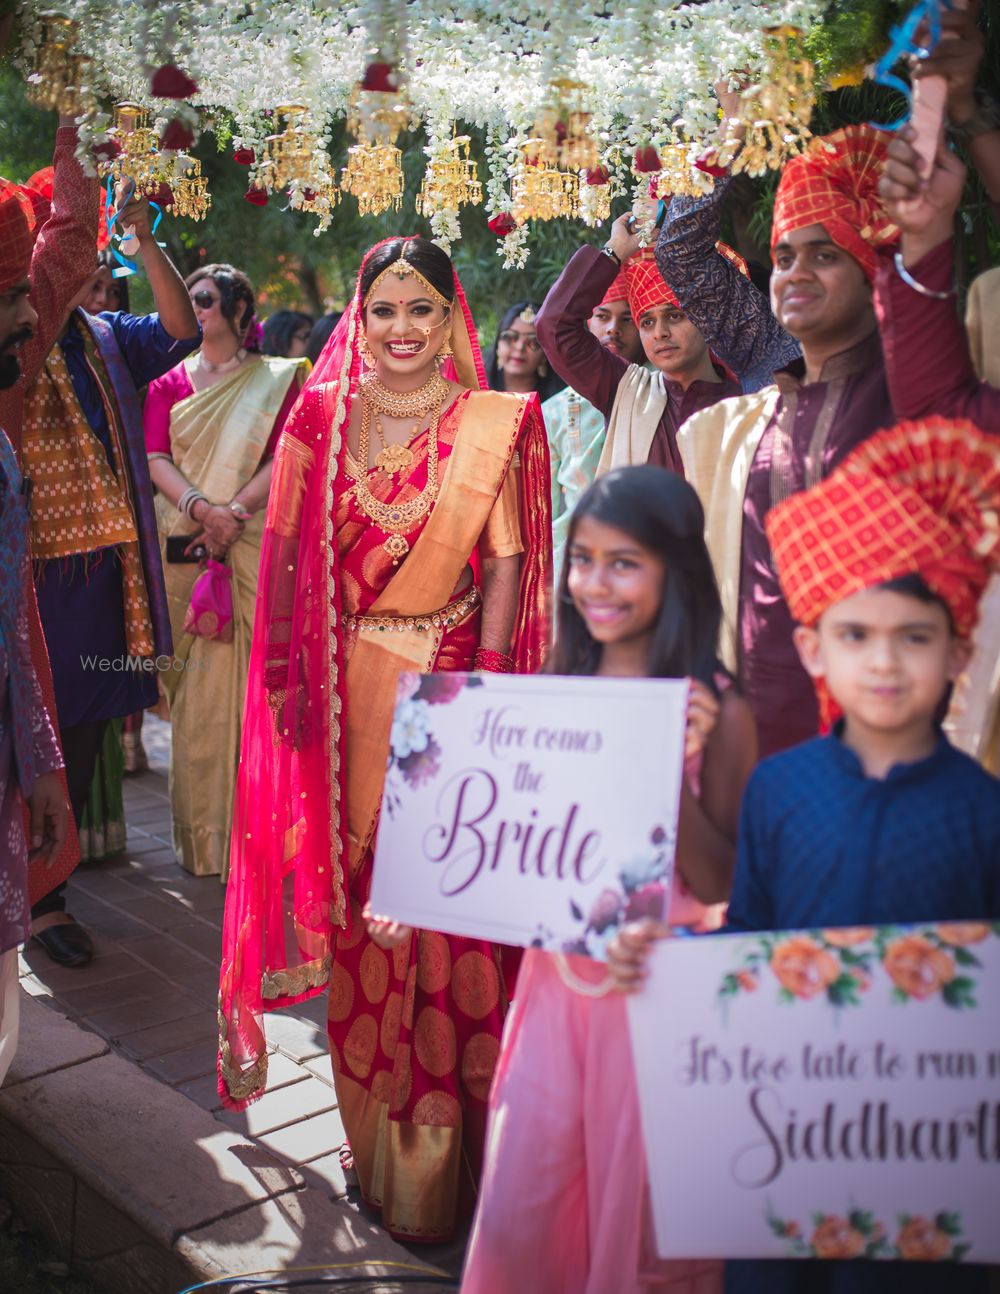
[462, 465, 757, 1294]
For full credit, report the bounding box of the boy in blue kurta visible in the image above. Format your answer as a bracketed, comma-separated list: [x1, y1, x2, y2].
[724, 415, 1000, 1294]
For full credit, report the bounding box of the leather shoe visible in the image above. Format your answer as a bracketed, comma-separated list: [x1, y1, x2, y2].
[31, 918, 94, 968]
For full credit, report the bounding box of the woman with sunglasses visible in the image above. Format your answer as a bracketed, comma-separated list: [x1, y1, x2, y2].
[486, 300, 565, 401]
[144, 264, 309, 878]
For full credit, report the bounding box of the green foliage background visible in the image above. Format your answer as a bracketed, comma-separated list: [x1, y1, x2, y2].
[1, 0, 996, 336]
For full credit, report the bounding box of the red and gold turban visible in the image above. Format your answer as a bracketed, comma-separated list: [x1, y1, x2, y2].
[771, 125, 898, 282]
[598, 266, 630, 308]
[0, 177, 37, 293]
[20, 166, 53, 227]
[624, 241, 749, 320]
[766, 418, 1000, 638]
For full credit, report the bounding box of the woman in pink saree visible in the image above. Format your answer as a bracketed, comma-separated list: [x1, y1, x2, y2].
[218, 237, 551, 1242]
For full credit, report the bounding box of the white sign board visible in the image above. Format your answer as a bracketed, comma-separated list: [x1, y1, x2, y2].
[628, 923, 1000, 1263]
[370, 672, 687, 958]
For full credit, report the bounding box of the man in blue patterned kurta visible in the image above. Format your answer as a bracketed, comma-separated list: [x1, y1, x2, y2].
[725, 417, 1000, 1294]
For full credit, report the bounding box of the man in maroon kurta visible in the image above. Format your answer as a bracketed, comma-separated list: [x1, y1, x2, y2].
[535, 216, 741, 473]
[674, 125, 899, 756]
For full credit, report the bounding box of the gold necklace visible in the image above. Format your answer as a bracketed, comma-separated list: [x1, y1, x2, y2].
[360, 371, 450, 480]
[354, 393, 443, 564]
[360, 371, 449, 418]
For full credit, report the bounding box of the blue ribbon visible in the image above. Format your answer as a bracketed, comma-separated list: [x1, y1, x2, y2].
[870, 0, 952, 131]
[105, 174, 137, 279]
[104, 177, 167, 277]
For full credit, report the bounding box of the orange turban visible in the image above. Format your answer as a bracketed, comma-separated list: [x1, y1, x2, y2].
[0, 177, 37, 293]
[766, 418, 1000, 639]
[624, 241, 749, 320]
[771, 125, 898, 282]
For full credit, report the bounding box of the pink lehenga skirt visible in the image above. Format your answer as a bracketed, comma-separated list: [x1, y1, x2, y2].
[461, 948, 722, 1294]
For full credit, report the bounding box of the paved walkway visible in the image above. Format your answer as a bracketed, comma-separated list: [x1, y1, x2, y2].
[14, 717, 465, 1290]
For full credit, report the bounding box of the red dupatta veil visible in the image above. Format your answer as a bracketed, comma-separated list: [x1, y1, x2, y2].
[218, 240, 551, 1107]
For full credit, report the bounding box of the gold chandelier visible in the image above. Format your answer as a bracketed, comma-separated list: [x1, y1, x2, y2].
[340, 85, 411, 217]
[511, 142, 579, 224]
[724, 27, 816, 176]
[25, 13, 94, 116]
[416, 134, 482, 216]
[100, 103, 166, 197]
[257, 104, 316, 192]
[166, 155, 211, 221]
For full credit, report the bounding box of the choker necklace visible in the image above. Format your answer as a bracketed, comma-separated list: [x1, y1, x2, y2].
[360, 371, 449, 419]
[197, 347, 247, 374]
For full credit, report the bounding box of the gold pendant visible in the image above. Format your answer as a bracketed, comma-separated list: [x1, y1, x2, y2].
[384, 532, 410, 565]
[374, 442, 415, 478]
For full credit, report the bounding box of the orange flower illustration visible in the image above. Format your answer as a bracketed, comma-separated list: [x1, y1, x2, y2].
[811, 1215, 865, 1259]
[736, 970, 758, 992]
[896, 1217, 951, 1261]
[883, 936, 956, 1000]
[770, 937, 839, 1000]
[936, 923, 991, 947]
[822, 927, 875, 947]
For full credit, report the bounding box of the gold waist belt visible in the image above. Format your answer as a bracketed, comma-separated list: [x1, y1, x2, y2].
[342, 583, 482, 636]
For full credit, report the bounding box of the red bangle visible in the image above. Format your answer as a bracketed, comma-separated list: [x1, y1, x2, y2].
[474, 648, 515, 674]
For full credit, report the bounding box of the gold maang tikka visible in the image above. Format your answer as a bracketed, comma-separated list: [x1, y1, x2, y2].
[362, 254, 451, 310]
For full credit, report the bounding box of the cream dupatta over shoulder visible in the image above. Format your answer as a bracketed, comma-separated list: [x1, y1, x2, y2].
[155, 354, 306, 877]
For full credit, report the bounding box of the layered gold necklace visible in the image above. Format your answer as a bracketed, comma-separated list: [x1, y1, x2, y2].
[355, 371, 451, 564]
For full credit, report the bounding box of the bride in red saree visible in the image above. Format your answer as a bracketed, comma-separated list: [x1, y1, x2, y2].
[218, 237, 550, 1241]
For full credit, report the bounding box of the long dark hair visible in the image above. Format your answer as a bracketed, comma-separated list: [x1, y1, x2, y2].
[305, 310, 343, 364]
[96, 248, 129, 312]
[485, 301, 565, 401]
[546, 465, 724, 689]
[261, 308, 314, 357]
[185, 263, 258, 348]
[359, 237, 456, 307]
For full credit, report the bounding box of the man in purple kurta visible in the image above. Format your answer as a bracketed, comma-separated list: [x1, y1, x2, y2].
[535, 217, 741, 475]
[665, 125, 900, 756]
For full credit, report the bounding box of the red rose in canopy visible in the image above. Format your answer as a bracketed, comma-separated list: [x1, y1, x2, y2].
[233, 147, 255, 165]
[487, 212, 517, 237]
[245, 187, 268, 207]
[160, 118, 194, 151]
[361, 62, 398, 92]
[584, 166, 610, 186]
[93, 138, 122, 163]
[151, 64, 198, 99]
[633, 145, 661, 173]
[149, 182, 174, 209]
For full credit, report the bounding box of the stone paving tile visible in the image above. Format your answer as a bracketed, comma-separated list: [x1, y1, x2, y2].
[168, 920, 223, 960]
[218, 1075, 340, 1138]
[296, 1150, 349, 1200]
[254, 1107, 348, 1166]
[263, 1012, 329, 1063]
[111, 892, 194, 932]
[177, 1072, 224, 1113]
[20, 947, 149, 993]
[116, 1011, 216, 1061]
[66, 871, 146, 903]
[143, 1038, 219, 1085]
[56, 969, 166, 1016]
[83, 989, 205, 1040]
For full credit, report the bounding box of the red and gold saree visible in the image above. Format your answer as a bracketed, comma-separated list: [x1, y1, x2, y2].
[218, 242, 551, 1242]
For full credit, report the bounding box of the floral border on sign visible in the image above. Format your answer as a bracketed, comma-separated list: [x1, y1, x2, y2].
[382, 672, 483, 817]
[766, 1203, 969, 1262]
[552, 823, 674, 960]
[718, 924, 1000, 1013]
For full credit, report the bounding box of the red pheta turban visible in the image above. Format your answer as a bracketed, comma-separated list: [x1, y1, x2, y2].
[771, 124, 898, 283]
[598, 266, 630, 307]
[766, 417, 1000, 639]
[0, 177, 37, 292]
[624, 241, 749, 320]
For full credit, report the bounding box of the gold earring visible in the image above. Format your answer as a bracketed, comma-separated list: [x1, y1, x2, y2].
[360, 336, 375, 368]
[538, 356, 548, 378]
[496, 355, 505, 372]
